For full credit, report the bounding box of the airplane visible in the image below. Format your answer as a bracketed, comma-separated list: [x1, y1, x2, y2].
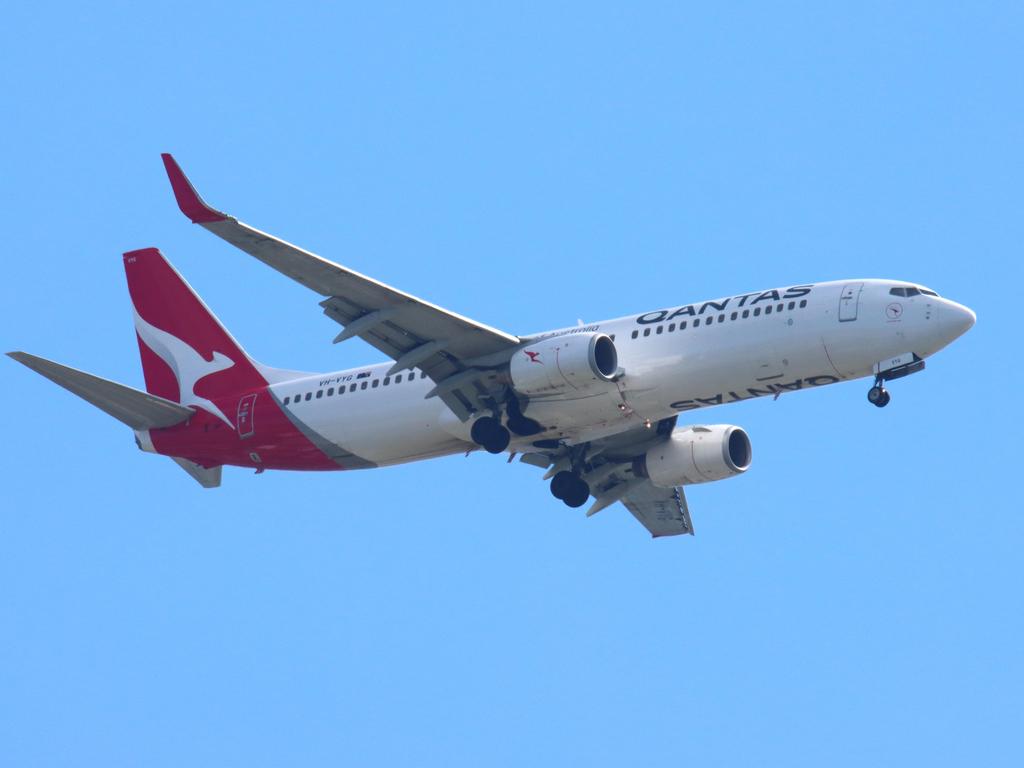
[8, 154, 977, 537]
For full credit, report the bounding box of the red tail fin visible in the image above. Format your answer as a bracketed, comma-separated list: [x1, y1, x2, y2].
[123, 248, 267, 425]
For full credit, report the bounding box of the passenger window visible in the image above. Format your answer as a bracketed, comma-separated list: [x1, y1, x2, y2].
[316, 390, 323, 399]
[643, 328, 651, 337]
[656, 326, 663, 334]
[421, 371, 428, 379]
[327, 387, 334, 396]
[631, 330, 639, 339]
[730, 312, 737, 321]
[384, 377, 390, 386]
[610, 334, 615, 341]
[718, 314, 725, 323]
[776, 303, 783, 313]
[680, 321, 687, 330]
[372, 380, 379, 388]
[742, 309, 749, 319]
[788, 301, 795, 310]
[283, 396, 290, 405]
[766, 305, 773, 315]
[799, 299, 807, 308]
[361, 381, 368, 390]
[305, 393, 312, 401]
[395, 374, 403, 384]
[668, 323, 675, 332]
[754, 307, 761, 317]
[349, 383, 357, 393]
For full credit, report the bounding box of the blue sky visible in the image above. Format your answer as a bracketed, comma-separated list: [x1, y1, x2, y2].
[1, 2, 1021, 766]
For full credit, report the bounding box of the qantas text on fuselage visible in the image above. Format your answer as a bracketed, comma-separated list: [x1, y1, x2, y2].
[7, 155, 977, 538]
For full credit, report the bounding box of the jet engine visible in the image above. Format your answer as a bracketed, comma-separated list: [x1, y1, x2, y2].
[509, 332, 618, 396]
[634, 425, 752, 487]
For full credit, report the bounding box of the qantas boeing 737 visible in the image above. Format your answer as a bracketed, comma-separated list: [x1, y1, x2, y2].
[8, 155, 976, 537]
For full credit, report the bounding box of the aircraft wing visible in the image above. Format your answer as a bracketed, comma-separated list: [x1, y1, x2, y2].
[621, 483, 694, 538]
[161, 154, 521, 420]
[520, 416, 695, 538]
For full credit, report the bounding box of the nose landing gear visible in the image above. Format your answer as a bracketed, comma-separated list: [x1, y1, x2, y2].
[867, 379, 891, 408]
[867, 353, 926, 408]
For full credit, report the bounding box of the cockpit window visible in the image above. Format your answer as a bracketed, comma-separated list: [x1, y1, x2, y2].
[890, 285, 939, 298]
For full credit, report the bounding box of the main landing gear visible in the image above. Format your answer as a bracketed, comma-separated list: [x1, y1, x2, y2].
[471, 416, 510, 454]
[867, 378, 891, 408]
[470, 397, 543, 454]
[549, 470, 590, 509]
[505, 396, 543, 437]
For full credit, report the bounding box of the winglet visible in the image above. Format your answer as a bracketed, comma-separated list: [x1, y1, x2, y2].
[160, 153, 228, 223]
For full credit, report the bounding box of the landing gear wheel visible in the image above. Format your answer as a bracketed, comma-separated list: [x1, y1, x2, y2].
[470, 416, 511, 454]
[482, 430, 510, 453]
[562, 477, 590, 509]
[867, 385, 890, 408]
[550, 471, 575, 500]
[506, 397, 544, 437]
[507, 416, 544, 437]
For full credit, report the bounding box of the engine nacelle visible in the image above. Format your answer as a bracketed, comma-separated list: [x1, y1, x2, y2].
[510, 332, 619, 396]
[635, 425, 752, 488]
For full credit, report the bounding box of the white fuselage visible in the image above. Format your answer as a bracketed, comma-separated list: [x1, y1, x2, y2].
[267, 279, 975, 467]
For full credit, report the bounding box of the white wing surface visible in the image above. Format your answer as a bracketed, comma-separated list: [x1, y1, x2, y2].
[521, 416, 696, 538]
[161, 154, 521, 420]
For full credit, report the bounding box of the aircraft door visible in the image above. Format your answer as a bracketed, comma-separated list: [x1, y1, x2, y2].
[237, 393, 257, 439]
[838, 282, 863, 322]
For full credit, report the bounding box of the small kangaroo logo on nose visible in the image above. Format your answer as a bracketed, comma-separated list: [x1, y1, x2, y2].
[525, 351, 542, 364]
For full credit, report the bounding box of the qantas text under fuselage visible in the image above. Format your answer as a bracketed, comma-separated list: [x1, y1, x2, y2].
[7, 155, 977, 538]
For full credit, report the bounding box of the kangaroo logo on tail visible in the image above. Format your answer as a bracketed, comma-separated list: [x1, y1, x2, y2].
[133, 306, 236, 427]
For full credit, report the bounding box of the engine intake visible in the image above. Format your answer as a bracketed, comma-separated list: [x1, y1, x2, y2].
[635, 425, 752, 488]
[510, 332, 618, 396]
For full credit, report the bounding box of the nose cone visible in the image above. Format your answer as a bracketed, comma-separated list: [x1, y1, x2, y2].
[942, 300, 976, 341]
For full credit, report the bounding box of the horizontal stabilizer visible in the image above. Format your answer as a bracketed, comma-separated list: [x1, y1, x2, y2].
[7, 351, 194, 431]
[171, 457, 222, 488]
